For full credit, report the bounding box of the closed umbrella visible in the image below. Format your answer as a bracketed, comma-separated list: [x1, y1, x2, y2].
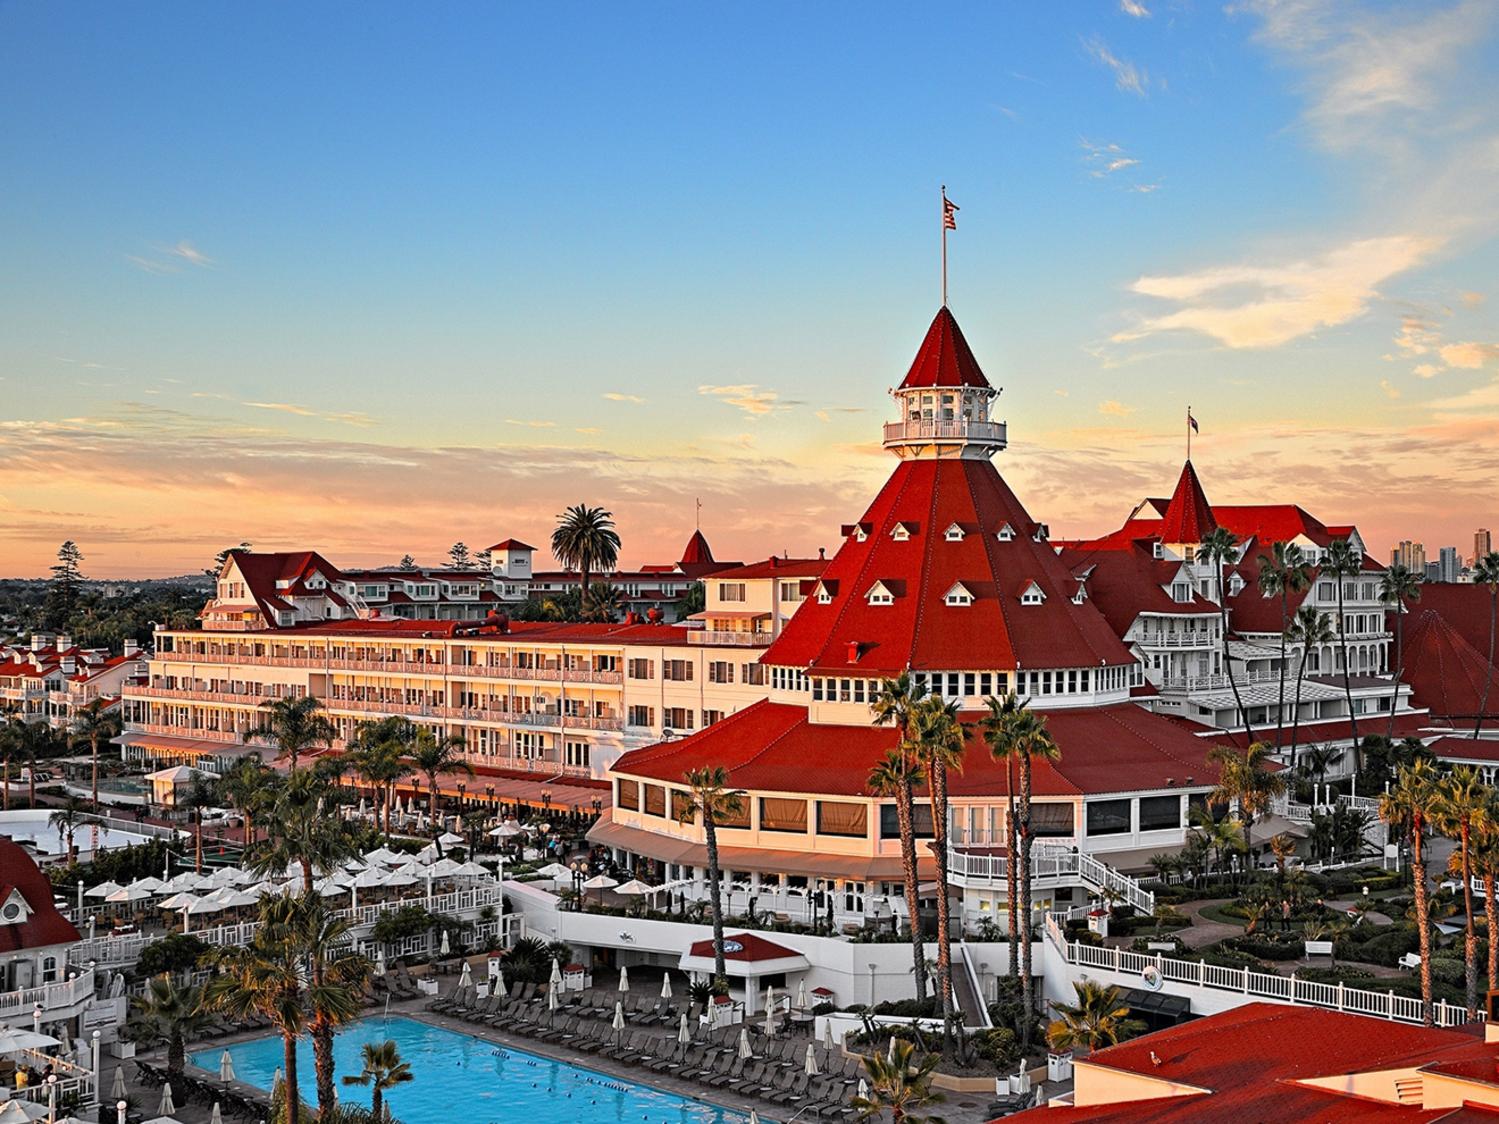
[219, 1049, 235, 1082]
[737, 1028, 753, 1060]
[796, 979, 808, 1009]
[617, 965, 629, 993]
[858, 1078, 869, 1100]
[804, 1043, 820, 1076]
[677, 1012, 691, 1045]
[823, 1021, 836, 1052]
[458, 960, 472, 990]
[111, 1066, 126, 1100]
[764, 1004, 775, 1038]
[887, 1036, 896, 1062]
[547, 985, 559, 1015]
[612, 1001, 625, 1035]
[439, 929, 450, 956]
[271, 1067, 283, 1096]
[550, 958, 563, 987]
[210, 1104, 224, 1124]
[493, 968, 508, 998]
[660, 972, 673, 1000]
[748, 1114, 760, 1124]
[158, 1081, 177, 1115]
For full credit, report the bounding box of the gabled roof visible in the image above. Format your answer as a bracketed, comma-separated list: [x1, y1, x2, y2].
[1157, 461, 1217, 544]
[762, 458, 1134, 674]
[896, 307, 993, 391]
[0, 839, 79, 952]
[1059, 542, 1219, 636]
[703, 557, 827, 581]
[487, 539, 535, 552]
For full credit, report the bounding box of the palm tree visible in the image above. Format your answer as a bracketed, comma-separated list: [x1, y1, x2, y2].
[1009, 698, 1059, 1050]
[1045, 980, 1144, 1054]
[130, 975, 207, 1075]
[342, 1039, 413, 1123]
[1473, 552, 1499, 737]
[1323, 539, 1364, 757]
[1200, 526, 1253, 740]
[1471, 799, 1499, 999]
[0, 702, 21, 810]
[290, 891, 372, 1117]
[979, 695, 1023, 978]
[678, 766, 744, 986]
[1257, 542, 1315, 749]
[1432, 765, 1490, 1019]
[408, 727, 471, 845]
[870, 674, 929, 1002]
[1207, 741, 1286, 866]
[850, 1039, 946, 1123]
[869, 748, 928, 1005]
[247, 769, 362, 893]
[1379, 761, 1439, 1025]
[11, 720, 58, 808]
[201, 894, 315, 1124]
[1269, 832, 1297, 895]
[908, 694, 966, 1054]
[71, 699, 121, 809]
[252, 695, 336, 771]
[47, 796, 89, 865]
[349, 717, 414, 835]
[178, 771, 219, 873]
[1379, 562, 1423, 739]
[1285, 607, 1335, 766]
[583, 581, 625, 623]
[1301, 744, 1337, 791]
[218, 754, 274, 847]
[550, 504, 621, 619]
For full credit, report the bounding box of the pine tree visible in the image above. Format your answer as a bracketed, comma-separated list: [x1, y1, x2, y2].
[397, 554, 418, 570]
[45, 541, 85, 627]
[206, 542, 251, 581]
[448, 542, 471, 569]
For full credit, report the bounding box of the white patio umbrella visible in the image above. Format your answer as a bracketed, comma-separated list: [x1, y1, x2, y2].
[217, 888, 260, 908]
[84, 880, 124, 899]
[364, 847, 402, 865]
[493, 968, 508, 998]
[111, 1065, 127, 1100]
[219, 1049, 235, 1082]
[547, 985, 558, 1014]
[823, 1021, 836, 1052]
[131, 876, 165, 893]
[796, 979, 808, 1009]
[550, 959, 563, 987]
[886, 1036, 896, 1062]
[185, 896, 228, 915]
[765, 984, 776, 1018]
[617, 965, 629, 992]
[156, 891, 198, 910]
[581, 874, 618, 891]
[857, 1078, 869, 1100]
[737, 1028, 753, 1060]
[612, 1001, 625, 1034]
[748, 1114, 760, 1124]
[660, 972, 673, 1000]
[0, 1103, 47, 1123]
[458, 960, 473, 989]
[415, 844, 441, 863]
[453, 861, 490, 878]
[438, 831, 464, 846]
[804, 1043, 820, 1076]
[158, 1081, 177, 1115]
[210, 1104, 224, 1124]
[613, 878, 656, 896]
[381, 869, 418, 888]
[0, 1028, 59, 1052]
[764, 1005, 775, 1038]
[439, 930, 450, 956]
[312, 878, 347, 898]
[489, 821, 523, 838]
[535, 862, 571, 879]
[352, 867, 387, 889]
[427, 858, 463, 878]
[677, 1012, 692, 1045]
[158, 872, 204, 893]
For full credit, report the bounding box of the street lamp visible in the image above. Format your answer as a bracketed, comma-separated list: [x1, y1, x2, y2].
[591, 797, 602, 819]
[570, 857, 589, 912]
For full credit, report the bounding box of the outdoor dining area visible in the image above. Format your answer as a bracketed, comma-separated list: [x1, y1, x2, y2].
[0, 1023, 98, 1123]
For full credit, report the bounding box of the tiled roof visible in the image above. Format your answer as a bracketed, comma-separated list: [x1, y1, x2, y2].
[707, 557, 828, 581]
[1401, 606, 1499, 721]
[686, 932, 799, 962]
[680, 530, 715, 567]
[1157, 461, 1217, 544]
[1060, 542, 1218, 636]
[762, 458, 1134, 674]
[897, 306, 994, 390]
[0, 839, 80, 952]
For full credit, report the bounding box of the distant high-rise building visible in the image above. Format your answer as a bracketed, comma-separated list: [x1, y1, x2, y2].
[1438, 546, 1460, 583]
[1391, 540, 1426, 572]
[1425, 561, 1440, 582]
[1477, 528, 1493, 564]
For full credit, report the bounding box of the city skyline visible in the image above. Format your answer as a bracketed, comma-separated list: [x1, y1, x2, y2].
[4, 2, 1499, 578]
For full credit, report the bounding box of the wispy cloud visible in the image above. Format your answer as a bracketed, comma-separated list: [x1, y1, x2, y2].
[1120, 0, 1150, 16]
[602, 392, 645, 404]
[1380, 378, 1401, 398]
[243, 401, 376, 427]
[1114, 234, 1442, 349]
[575, 426, 602, 435]
[125, 240, 214, 274]
[1081, 140, 1139, 177]
[1098, 400, 1136, 417]
[1084, 36, 1150, 96]
[698, 384, 783, 417]
[1439, 341, 1499, 369]
[505, 418, 558, 429]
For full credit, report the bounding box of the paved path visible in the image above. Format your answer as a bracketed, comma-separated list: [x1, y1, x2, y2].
[1176, 898, 1242, 950]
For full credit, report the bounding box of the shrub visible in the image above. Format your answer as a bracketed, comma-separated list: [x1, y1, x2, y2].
[1223, 934, 1302, 962]
[1430, 956, 1465, 983]
[1298, 966, 1375, 986]
[872, 997, 939, 1018]
[1130, 935, 1186, 955]
[134, 933, 208, 979]
[970, 1027, 1021, 1070]
[1340, 927, 1419, 967]
[988, 975, 1042, 1043]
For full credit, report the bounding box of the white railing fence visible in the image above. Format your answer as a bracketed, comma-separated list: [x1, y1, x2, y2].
[947, 847, 1155, 914]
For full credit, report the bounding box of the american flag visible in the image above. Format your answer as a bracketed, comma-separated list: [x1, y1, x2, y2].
[1188, 410, 1200, 434]
[942, 193, 958, 230]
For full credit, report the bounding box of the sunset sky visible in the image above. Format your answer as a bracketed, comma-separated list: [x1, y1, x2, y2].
[3, 2, 1498, 578]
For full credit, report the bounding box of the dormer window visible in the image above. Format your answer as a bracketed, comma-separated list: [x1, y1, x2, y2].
[1019, 581, 1046, 606]
[944, 523, 966, 542]
[866, 581, 897, 606]
[1071, 585, 1087, 605]
[1152, 542, 1165, 559]
[814, 580, 838, 605]
[0, 888, 32, 927]
[891, 522, 917, 542]
[944, 583, 974, 607]
[997, 523, 1015, 543]
[1032, 524, 1050, 543]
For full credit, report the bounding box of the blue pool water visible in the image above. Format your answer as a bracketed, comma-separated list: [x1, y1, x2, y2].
[192, 1015, 759, 1124]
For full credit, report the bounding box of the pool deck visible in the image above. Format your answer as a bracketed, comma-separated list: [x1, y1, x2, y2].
[134, 994, 1007, 1124]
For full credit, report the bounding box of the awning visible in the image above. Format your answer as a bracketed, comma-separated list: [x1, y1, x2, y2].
[1256, 814, 1310, 840]
[1119, 988, 1191, 1020]
[384, 772, 604, 811]
[116, 732, 260, 759]
[589, 815, 924, 881]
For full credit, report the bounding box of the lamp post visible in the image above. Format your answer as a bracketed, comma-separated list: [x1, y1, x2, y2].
[571, 857, 588, 912]
[591, 797, 602, 820]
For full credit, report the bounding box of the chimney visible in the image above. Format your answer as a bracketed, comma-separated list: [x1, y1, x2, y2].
[846, 640, 862, 665]
[818, 547, 826, 560]
[31, 634, 50, 652]
[60, 657, 76, 676]
[55, 634, 72, 651]
[123, 640, 141, 659]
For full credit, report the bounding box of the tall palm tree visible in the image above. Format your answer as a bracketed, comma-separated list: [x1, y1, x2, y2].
[1379, 562, 1423, 739]
[908, 694, 966, 1054]
[342, 1039, 413, 1123]
[1323, 539, 1364, 757]
[550, 504, 621, 619]
[247, 769, 362, 893]
[349, 717, 414, 835]
[408, 727, 471, 845]
[71, 699, 121, 809]
[290, 891, 372, 1117]
[1471, 799, 1499, 1001]
[11, 720, 58, 808]
[1285, 607, 1335, 767]
[48, 796, 89, 865]
[869, 748, 928, 1005]
[130, 975, 207, 1075]
[679, 766, 744, 986]
[218, 754, 274, 847]
[252, 695, 336, 771]
[1045, 980, 1143, 1054]
[1379, 759, 1439, 1024]
[1257, 542, 1315, 749]
[870, 674, 930, 1002]
[201, 894, 315, 1124]
[1206, 741, 1286, 864]
[1432, 765, 1490, 1019]
[0, 702, 21, 810]
[979, 695, 1023, 978]
[1200, 526, 1253, 739]
[850, 1039, 946, 1123]
[1013, 701, 1058, 1051]
[1473, 552, 1499, 737]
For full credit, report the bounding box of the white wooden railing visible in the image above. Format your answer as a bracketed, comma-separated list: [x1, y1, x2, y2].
[947, 847, 1154, 913]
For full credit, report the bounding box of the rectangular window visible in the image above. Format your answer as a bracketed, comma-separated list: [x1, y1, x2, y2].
[643, 784, 667, 817]
[703, 709, 724, 726]
[616, 779, 639, 811]
[1031, 803, 1075, 837]
[1138, 795, 1181, 832]
[709, 661, 734, 684]
[664, 660, 693, 682]
[627, 659, 654, 680]
[878, 803, 935, 839]
[671, 790, 694, 823]
[759, 797, 809, 833]
[665, 707, 694, 731]
[816, 801, 868, 837]
[1086, 799, 1131, 836]
[742, 663, 765, 686]
[627, 705, 654, 727]
[713, 795, 751, 829]
[718, 583, 747, 602]
[564, 740, 590, 769]
[779, 581, 803, 601]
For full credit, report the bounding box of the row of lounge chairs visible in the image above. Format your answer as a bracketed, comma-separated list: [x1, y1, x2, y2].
[431, 988, 865, 1119]
[191, 967, 423, 1042]
[133, 1060, 267, 1121]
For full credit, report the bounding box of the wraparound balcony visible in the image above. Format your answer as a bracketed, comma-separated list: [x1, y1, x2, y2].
[688, 630, 772, 647]
[883, 419, 1008, 446]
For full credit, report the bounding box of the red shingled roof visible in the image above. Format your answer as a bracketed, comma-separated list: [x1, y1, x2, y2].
[0, 838, 80, 952]
[686, 932, 799, 962]
[708, 557, 828, 581]
[1401, 608, 1499, 721]
[1060, 542, 1218, 636]
[680, 530, 715, 567]
[896, 307, 993, 391]
[762, 458, 1134, 674]
[1157, 461, 1217, 544]
[487, 539, 535, 552]
[612, 699, 1225, 798]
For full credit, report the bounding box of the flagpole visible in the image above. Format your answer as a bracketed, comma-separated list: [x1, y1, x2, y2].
[1187, 406, 1192, 461]
[941, 185, 948, 307]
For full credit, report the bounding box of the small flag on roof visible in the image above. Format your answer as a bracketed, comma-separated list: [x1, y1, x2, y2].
[1188, 409, 1199, 434]
[942, 192, 959, 230]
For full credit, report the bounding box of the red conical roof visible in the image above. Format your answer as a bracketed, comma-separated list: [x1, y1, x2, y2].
[897, 307, 993, 391]
[1158, 460, 1217, 544]
[1401, 608, 1499, 720]
[680, 529, 715, 567]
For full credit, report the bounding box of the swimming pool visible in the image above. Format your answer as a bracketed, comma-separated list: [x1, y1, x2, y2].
[193, 1016, 761, 1124]
[0, 809, 158, 858]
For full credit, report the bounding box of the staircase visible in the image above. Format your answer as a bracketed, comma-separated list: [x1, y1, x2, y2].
[953, 943, 992, 1029]
[947, 846, 1155, 914]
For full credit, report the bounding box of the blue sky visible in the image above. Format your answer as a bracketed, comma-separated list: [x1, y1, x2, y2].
[2, 2, 1497, 576]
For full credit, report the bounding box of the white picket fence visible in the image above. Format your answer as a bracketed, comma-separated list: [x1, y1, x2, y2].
[1044, 913, 1475, 1028]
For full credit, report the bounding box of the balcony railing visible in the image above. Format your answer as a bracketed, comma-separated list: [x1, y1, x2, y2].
[0, 973, 94, 1019]
[1159, 668, 1279, 692]
[688, 630, 772, 647]
[1136, 633, 1218, 648]
[882, 419, 1008, 445]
